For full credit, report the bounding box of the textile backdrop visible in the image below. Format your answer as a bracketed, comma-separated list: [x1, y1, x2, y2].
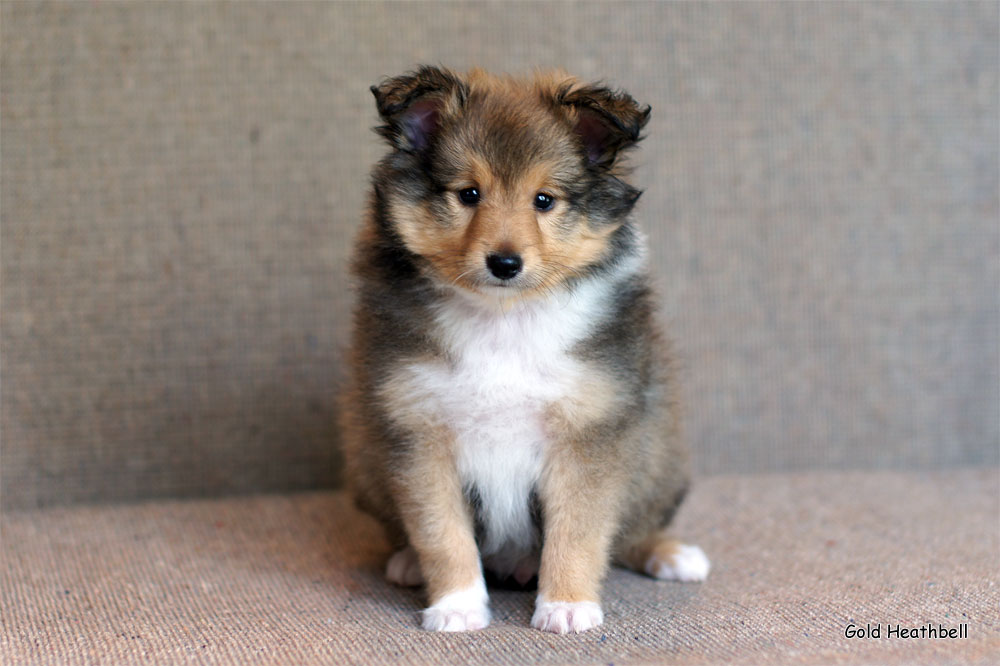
[2, 1, 997, 508]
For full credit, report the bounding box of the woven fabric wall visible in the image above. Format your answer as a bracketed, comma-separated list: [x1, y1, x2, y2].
[3, 1, 997, 508]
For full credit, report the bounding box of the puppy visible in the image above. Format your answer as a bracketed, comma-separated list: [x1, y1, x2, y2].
[340, 66, 709, 634]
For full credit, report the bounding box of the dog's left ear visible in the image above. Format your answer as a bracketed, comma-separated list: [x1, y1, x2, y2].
[558, 84, 651, 168]
[371, 66, 467, 153]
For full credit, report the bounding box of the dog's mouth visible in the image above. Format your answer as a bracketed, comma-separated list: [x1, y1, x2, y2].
[463, 271, 532, 293]
[445, 266, 567, 302]
[427, 254, 526, 291]
[425, 253, 578, 300]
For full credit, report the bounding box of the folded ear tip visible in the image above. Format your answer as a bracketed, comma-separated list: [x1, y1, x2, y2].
[629, 103, 652, 137]
[370, 67, 463, 152]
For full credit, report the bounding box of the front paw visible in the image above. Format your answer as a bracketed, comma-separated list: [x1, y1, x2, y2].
[421, 582, 491, 632]
[531, 599, 603, 634]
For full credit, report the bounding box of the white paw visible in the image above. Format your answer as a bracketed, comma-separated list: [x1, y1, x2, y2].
[421, 581, 490, 632]
[531, 599, 603, 634]
[646, 543, 710, 582]
[385, 547, 423, 587]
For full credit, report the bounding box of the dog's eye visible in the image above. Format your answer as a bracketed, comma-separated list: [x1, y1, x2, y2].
[458, 188, 480, 206]
[533, 192, 555, 212]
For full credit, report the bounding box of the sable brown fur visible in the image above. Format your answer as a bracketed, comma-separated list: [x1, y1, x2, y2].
[340, 66, 706, 633]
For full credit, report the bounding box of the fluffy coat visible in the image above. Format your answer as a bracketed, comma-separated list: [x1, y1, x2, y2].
[340, 67, 708, 634]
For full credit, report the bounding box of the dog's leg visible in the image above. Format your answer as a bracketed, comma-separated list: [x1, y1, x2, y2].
[618, 531, 710, 583]
[531, 450, 625, 634]
[393, 435, 489, 632]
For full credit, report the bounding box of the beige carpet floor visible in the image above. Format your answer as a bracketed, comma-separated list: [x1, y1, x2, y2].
[2, 469, 997, 665]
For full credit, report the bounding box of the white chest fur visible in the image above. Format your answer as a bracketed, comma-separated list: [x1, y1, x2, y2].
[390, 280, 616, 563]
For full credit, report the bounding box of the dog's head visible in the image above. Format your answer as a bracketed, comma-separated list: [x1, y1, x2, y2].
[370, 66, 650, 298]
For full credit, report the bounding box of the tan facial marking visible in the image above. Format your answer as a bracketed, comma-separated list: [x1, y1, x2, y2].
[385, 72, 625, 299]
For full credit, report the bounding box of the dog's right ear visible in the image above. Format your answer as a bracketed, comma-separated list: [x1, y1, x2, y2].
[557, 83, 651, 169]
[371, 66, 467, 153]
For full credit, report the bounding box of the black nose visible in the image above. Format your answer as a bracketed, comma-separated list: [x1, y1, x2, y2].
[486, 253, 523, 280]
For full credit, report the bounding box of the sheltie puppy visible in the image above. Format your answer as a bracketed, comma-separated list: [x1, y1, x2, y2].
[340, 66, 709, 634]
